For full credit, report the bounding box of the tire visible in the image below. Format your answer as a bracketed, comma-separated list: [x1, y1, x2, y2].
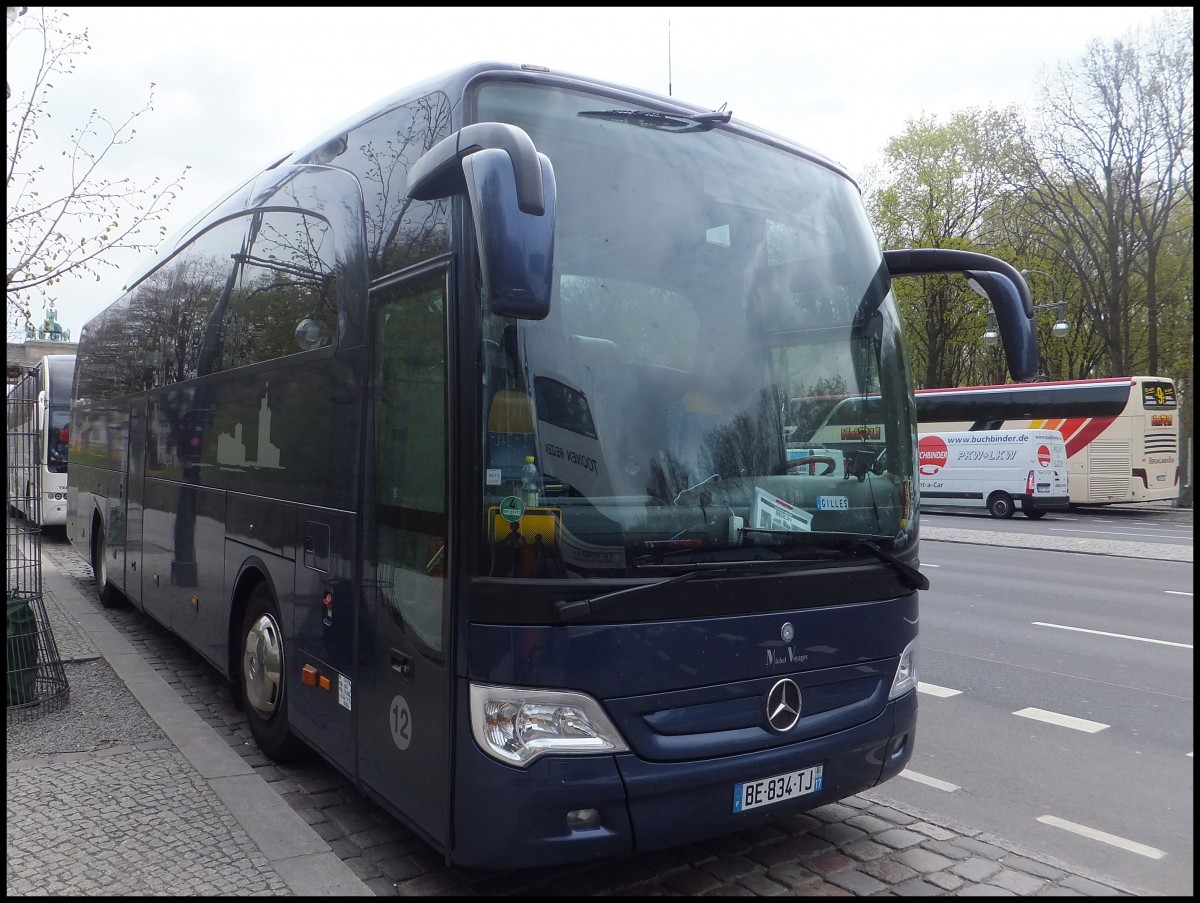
[91, 520, 121, 608]
[239, 584, 303, 762]
[986, 492, 1015, 519]
[1023, 507, 1047, 520]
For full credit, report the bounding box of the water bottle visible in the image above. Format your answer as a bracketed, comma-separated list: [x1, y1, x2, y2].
[520, 456, 539, 507]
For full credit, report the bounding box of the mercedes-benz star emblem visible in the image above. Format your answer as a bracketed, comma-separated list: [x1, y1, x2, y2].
[780, 622, 794, 643]
[765, 678, 802, 732]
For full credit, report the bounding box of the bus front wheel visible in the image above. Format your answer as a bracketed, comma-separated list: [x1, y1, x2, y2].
[987, 492, 1015, 519]
[239, 584, 304, 762]
[1023, 507, 1047, 520]
[91, 521, 120, 608]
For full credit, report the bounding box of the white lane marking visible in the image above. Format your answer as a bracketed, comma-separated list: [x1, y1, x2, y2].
[900, 770, 959, 792]
[1047, 528, 1187, 540]
[918, 682, 962, 698]
[1037, 815, 1167, 860]
[1033, 621, 1193, 649]
[1165, 590, 1193, 596]
[1013, 707, 1108, 733]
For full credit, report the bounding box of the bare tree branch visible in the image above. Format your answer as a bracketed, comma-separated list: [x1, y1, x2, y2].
[6, 7, 190, 336]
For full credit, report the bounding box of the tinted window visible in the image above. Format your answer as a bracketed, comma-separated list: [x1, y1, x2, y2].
[76, 210, 346, 399]
[217, 211, 338, 371]
[371, 271, 448, 651]
[301, 92, 453, 280]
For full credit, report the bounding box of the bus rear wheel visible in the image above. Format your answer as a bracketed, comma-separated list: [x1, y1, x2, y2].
[1023, 507, 1047, 520]
[986, 492, 1015, 519]
[239, 584, 304, 762]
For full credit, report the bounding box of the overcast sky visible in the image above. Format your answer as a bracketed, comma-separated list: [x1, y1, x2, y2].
[8, 5, 1176, 339]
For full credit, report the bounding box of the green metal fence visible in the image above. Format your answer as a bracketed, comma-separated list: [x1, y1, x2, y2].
[6, 366, 69, 722]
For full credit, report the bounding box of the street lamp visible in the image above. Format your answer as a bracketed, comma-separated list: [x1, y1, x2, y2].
[981, 318, 1000, 345]
[980, 268, 1070, 344]
[1050, 308, 1069, 338]
[967, 277, 1002, 344]
[1020, 268, 1071, 339]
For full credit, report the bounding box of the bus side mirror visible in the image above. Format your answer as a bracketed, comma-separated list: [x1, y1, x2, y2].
[962, 269, 1038, 381]
[883, 249, 1039, 382]
[462, 148, 555, 321]
[409, 123, 556, 320]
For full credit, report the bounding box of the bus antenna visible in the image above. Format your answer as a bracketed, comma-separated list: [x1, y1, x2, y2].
[668, 20, 672, 96]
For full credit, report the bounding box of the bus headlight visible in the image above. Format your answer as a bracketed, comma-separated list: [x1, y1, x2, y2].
[470, 684, 629, 767]
[888, 638, 918, 700]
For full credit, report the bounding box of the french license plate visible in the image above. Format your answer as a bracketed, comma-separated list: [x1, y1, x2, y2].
[733, 764, 823, 812]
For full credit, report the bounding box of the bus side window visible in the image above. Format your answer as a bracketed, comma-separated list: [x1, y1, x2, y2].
[220, 211, 338, 371]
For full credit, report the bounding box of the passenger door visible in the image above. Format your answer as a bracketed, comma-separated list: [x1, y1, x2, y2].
[123, 399, 147, 608]
[357, 268, 452, 850]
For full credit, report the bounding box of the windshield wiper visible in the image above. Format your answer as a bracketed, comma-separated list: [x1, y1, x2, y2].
[738, 528, 930, 591]
[578, 107, 732, 132]
[554, 569, 725, 623]
[635, 545, 767, 565]
[632, 538, 848, 569]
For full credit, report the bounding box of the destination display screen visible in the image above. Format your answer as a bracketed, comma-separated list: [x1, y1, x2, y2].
[1142, 381, 1176, 408]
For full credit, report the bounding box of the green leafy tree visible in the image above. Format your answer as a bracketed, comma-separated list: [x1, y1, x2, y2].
[865, 108, 1024, 388]
[996, 9, 1192, 489]
[1006, 9, 1192, 381]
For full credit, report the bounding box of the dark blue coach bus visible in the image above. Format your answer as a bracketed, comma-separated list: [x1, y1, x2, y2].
[67, 61, 1038, 868]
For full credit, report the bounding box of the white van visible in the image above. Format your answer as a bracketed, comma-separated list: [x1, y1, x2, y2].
[917, 429, 1069, 519]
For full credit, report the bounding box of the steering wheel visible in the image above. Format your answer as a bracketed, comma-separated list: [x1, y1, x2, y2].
[786, 455, 838, 476]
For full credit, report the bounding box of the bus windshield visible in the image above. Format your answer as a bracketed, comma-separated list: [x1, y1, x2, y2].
[477, 82, 917, 578]
[47, 406, 70, 470]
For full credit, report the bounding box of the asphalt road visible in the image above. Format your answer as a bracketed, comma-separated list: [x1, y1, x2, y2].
[881, 538, 1193, 896]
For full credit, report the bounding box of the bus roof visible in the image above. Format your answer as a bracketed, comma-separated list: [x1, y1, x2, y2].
[914, 376, 1136, 395]
[116, 61, 850, 298]
[915, 377, 1140, 422]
